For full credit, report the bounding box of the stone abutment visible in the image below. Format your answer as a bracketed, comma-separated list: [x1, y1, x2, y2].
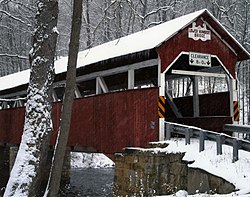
[114, 143, 235, 196]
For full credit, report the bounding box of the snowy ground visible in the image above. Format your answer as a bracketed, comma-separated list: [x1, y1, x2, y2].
[154, 138, 250, 197]
[71, 152, 114, 168]
[69, 138, 250, 196]
[160, 190, 250, 197]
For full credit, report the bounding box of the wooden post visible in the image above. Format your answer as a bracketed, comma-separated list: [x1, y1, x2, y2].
[232, 139, 239, 162]
[1, 101, 8, 109]
[216, 135, 224, 155]
[193, 76, 199, 117]
[52, 89, 58, 102]
[96, 76, 109, 94]
[128, 69, 135, 89]
[74, 86, 82, 98]
[228, 77, 234, 120]
[185, 128, 192, 145]
[165, 123, 173, 140]
[199, 131, 206, 152]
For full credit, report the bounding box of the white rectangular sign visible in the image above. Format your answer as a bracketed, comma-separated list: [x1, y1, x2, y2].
[188, 22, 211, 41]
[189, 52, 211, 67]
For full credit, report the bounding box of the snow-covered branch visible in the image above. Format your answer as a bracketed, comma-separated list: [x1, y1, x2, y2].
[0, 53, 28, 60]
[0, 9, 32, 27]
[0, 97, 26, 102]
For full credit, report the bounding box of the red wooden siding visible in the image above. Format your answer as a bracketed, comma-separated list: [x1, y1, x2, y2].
[175, 116, 232, 133]
[157, 17, 238, 78]
[165, 92, 231, 118]
[0, 88, 159, 154]
[165, 92, 232, 132]
[62, 87, 159, 154]
[0, 107, 24, 144]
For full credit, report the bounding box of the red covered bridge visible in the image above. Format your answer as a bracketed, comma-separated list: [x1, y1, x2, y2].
[0, 9, 249, 155]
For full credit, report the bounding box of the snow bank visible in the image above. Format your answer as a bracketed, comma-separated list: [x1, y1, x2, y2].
[70, 153, 114, 168]
[160, 191, 250, 197]
[155, 138, 250, 196]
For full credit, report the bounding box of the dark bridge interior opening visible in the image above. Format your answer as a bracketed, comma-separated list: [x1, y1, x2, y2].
[164, 54, 232, 132]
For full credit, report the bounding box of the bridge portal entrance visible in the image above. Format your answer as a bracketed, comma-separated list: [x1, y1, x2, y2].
[161, 52, 234, 133]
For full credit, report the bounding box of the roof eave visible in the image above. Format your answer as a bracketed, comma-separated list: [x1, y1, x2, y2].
[202, 10, 250, 61]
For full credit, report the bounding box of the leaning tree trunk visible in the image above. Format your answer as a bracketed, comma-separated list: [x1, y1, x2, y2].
[3, 1, 58, 196]
[44, 0, 83, 196]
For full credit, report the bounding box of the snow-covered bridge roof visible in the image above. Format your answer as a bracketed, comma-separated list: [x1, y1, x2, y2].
[0, 9, 249, 92]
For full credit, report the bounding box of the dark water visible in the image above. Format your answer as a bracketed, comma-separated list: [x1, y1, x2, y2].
[64, 168, 115, 197]
[0, 168, 115, 197]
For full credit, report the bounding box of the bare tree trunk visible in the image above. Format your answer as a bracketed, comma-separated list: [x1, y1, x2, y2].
[84, 0, 91, 48]
[140, 0, 148, 30]
[3, 0, 58, 196]
[44, 0, 83, 196]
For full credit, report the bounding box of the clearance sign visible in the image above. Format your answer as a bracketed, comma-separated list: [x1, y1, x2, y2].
[189, 52, 211, 67]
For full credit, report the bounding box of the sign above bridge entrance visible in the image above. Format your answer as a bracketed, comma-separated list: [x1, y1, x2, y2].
[188, 22, 211, 41]
[189, 52, 211, 67]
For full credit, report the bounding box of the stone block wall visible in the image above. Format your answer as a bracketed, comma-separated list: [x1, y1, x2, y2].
[114, 143, 235, 196]
[188, 168, 235, 194]
[114, 146, 188, 196]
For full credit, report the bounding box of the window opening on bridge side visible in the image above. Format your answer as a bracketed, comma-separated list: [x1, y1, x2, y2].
[0, 97, 27, 110]
[72, 65, 158, 97]
[0, 60, 159, 109]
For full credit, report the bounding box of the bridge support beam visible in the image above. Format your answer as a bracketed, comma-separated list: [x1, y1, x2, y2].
[96, 76, 109, 94]
[0, 146, 9, 195]
[128, 69, 135, 89]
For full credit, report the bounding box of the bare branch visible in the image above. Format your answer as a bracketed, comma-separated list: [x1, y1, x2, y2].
[0, 97, 26, 102]
[0, 53, 28, 59]
[0, 9, 32, 27]
[144, 5, 173, 19]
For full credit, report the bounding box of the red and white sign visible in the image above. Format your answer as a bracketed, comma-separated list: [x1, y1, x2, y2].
[188, 22, 211, 41]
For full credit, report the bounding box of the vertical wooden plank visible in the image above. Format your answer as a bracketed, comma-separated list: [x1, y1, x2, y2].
[128, 69, 135, 89]
[68, 97, 94, 148]
[94, 93, 107, 152]
[0, 110, 6, 143]
[133, 89, 143, 146]
[185, 128, 192, 145]
[9, 108, 24, 144]
[165, 123, 173, 140]
[199, 131, 206, 152]
[112, 91, 129, 153]
[232, 139, 239, 162]
[193, 76, 199, 117]
[144, 88, 158, 147]
[216, 135, 224, 155]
